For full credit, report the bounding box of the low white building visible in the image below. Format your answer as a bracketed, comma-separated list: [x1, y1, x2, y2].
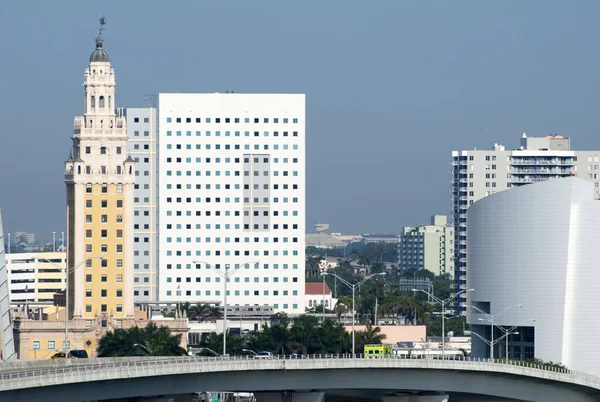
[6, 252, 66, 308]
[305, 282, 337, 311]
[467, 177, 600, 376]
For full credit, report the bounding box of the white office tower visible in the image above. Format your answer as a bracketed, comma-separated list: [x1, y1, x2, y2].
[124, 108, 159, 303]
[157, 93, 306, 313]
[451, 134, 600, 312]
[467, 177, 600, 376]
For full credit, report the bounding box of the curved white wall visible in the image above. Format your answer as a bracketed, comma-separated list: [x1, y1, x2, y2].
[466, 177, 600, 375]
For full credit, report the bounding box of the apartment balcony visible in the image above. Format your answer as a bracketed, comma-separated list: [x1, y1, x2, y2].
[510, 176, 560, 184]
[511, 158, 574, 166]
[511, 168, 572, 175]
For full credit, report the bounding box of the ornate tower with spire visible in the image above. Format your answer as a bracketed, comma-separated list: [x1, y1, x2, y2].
[64, 17, 135, 322]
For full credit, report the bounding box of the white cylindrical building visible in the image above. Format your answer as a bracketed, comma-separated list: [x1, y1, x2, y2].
[467, 177, 600, 376]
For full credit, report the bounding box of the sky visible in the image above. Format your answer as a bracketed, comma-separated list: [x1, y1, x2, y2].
[1, 1, 600, 241]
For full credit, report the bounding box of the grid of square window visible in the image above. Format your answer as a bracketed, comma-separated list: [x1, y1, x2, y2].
[158, 94, 306, 313]
[125, 107, 159, 302]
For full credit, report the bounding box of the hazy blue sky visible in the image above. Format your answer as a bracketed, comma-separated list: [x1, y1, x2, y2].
[2, 1, 600, 241]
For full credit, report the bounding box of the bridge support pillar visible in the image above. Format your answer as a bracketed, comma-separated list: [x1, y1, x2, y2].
[382, 395, 449, 402]
[255, 392, 325, 402]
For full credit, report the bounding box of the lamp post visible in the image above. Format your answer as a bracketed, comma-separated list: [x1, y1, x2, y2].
[40, 256, 103, 354]
[198, 347, 220, 357]
[133, 343, 151, 355]
[322, 272, 386, 357]
[469, 304, 522, 359]
[242, 348, 257, 356]
[505, 331, 519, 360]
[412, 288, 474, 359]
[471, 330, 517, 361]
[194, 260, 258, 356]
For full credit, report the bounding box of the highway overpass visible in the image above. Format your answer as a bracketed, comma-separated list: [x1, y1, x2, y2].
[0, 355, 599, 402]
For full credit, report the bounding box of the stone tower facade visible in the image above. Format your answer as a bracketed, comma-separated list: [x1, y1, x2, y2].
[64, 29, 135, 321]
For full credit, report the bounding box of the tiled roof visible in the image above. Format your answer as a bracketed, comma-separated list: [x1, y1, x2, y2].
[305, 282, 331, 295]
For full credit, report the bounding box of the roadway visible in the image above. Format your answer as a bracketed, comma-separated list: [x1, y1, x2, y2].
[0, 355, 599, 402]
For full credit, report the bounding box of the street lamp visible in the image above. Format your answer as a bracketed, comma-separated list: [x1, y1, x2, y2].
[471, 330, 518, 361]
[197, 347, 220, 357]
[322, 272, 386, 357]
[242, 348, 257, 356]
[40, 255, 103, 354]
[133, 343, 151, 355]
[504, 331, 519, 360]
[193, 260, 258, 356]
[469, 304, 522, 359]
[412, 288, 474, 359]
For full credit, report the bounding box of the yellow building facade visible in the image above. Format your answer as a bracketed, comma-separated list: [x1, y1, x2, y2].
[64, 28, 135, 322]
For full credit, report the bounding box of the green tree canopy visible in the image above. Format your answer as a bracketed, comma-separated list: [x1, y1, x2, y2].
[97, 322, 187, 357]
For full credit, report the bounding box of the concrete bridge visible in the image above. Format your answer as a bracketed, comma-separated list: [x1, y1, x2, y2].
[0, 355, 599, 402]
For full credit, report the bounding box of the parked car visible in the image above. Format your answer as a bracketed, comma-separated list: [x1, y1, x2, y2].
[50, 351, 66, 360]
[67, 350, 89, 359]
[254, 351, 273, 359]
[50, 350, 89, 360]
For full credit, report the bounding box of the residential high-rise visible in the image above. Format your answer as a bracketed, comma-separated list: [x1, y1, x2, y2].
[452, 134, 600, 312]
[64, 28, 135, 320]
[398, 215, 454, 277]
[157, 93, 306, 313]
[123, 107, 159, 303]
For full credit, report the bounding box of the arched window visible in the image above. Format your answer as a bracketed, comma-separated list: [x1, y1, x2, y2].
[308, 300, 312, 307]
[99, 96, 105, 108]
[77, 166, 81, 175]
[108, 96, 112, 109]
[90, 96, 96, 109]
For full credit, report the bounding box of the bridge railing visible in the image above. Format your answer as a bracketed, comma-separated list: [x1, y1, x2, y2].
[0, 354, 599, 387]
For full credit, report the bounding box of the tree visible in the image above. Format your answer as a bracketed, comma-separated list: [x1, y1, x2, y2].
[97, 323, 186, 357]
[306, 255, 324, 279]
[290, 315, 319, 354]
[268, 313, 291, 355]
[359, 323, 386, 344]
[314, 319, 349, 354]
[356, 323, 386, 352]
[184, 303, 222, 322]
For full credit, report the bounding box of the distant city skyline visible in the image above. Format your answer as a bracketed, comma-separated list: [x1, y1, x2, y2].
[3, 1, 600, 237]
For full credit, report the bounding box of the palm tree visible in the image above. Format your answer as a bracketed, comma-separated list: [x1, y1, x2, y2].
[290, 315, 319, 354]
[314, 319, 348, 354]
[144, 323, 187, 356]
[246, 324, 272, 353]
[359, 323, 386, 344]
[97, 323, 186, 357]
[334, 301, 348, 322]
[306, 255, 323, 279]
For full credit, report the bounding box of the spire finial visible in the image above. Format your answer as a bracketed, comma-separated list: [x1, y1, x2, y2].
[95, 15, 106, 49]
[99, 15, 107, 35]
